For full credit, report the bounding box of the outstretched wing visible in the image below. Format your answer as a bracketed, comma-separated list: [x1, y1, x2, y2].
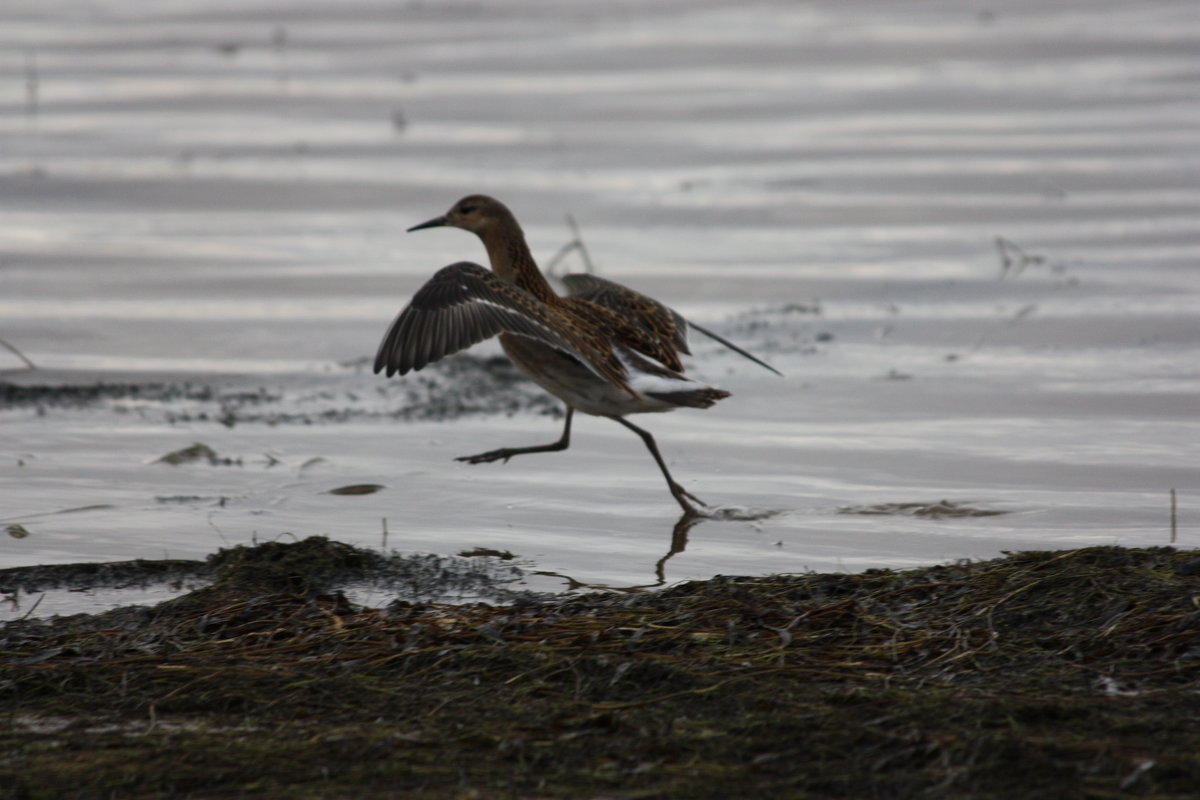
[562, 272, 781, 376]
[374, 262, 593, 377]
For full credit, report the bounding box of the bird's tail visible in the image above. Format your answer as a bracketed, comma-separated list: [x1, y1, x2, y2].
[645, 387, 731, 409]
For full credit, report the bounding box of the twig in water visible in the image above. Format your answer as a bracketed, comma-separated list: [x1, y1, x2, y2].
[1009, 303, 1038, 323]
[381, 517, 389, 551]
[207, 512, 231, 547]
[544, 213, 597, 277]
[19, 591, 46, 622]
[1170, 489, 1177, 545]
[543, 241, 575, 276]
[964, 302, 1038, 355]
[0, 335, 37, 370]
[564, 214, 596, 273]
[994, 236, 1045, 280]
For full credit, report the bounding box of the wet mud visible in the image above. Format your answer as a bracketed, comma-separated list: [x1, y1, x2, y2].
[1, 536, 545, 613]
[1, 353, 564, 426]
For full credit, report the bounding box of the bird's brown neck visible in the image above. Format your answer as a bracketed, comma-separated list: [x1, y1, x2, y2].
[478, 217, 559, 305]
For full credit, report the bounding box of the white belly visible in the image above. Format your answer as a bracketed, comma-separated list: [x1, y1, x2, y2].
[500, 335, 678, 416]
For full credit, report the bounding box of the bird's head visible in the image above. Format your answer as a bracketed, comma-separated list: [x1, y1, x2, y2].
[407, 194, 511, 237]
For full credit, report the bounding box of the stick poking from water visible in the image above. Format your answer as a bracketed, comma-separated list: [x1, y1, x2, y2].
[1170, 489, 1177, 545]
[544, 214, 597, 276]
[995, 236, 1046, 280]
[0, 336, 37, 370]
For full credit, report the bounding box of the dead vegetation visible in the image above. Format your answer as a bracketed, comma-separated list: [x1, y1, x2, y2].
[3, 537, 1200, 799]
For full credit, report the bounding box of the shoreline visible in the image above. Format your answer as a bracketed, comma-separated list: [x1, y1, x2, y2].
[4, 536, 1200, 798]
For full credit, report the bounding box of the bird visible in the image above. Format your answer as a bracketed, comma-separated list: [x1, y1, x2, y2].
[373, 194, 779, 516]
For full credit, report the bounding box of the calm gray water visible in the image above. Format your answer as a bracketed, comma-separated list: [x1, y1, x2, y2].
[2, 0, 1198, 618]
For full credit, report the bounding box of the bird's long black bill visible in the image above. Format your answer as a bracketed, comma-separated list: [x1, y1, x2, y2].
[407, 215, 447, 232]
[687, 319, 783, 376]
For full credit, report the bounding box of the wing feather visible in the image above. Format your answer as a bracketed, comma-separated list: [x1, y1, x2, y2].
[373, 261, 601, 378]
[561, 273, 690, 356]
[561, 272, 780, 377]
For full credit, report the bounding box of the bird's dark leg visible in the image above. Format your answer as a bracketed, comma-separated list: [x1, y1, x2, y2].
[609, 416, 707, 516]
[457, 407, 574, 464]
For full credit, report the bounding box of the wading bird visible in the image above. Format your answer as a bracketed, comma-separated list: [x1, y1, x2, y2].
[373, 195, 779, 516]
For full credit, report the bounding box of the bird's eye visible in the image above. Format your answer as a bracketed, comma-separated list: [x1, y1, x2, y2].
[457, 204, 476, 215]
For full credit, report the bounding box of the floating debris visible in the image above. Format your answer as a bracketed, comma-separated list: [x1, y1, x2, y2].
[839, 500, 1009, 518]
[328, 484, 385, 496]
[459, 547, 516, 560]
[155, 443, 241, 466]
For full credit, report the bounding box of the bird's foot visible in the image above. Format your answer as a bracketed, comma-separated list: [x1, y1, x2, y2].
[455, 448, 517, 465]
[671, 483, 709, 516]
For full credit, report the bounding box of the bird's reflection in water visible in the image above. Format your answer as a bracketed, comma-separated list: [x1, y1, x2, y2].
[534, 512, 699, 592]
[535, 506, 781, 593]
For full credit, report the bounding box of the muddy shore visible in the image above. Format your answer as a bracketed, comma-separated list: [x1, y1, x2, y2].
[4, 537, 1200, 799]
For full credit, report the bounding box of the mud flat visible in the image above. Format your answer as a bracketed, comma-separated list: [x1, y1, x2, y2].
[4, 537, 1200, 799]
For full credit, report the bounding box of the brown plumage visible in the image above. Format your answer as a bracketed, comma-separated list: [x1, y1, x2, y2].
[560, 273, 691, 367]
[374, 260, 635, 395]
[374, 194, 779, 515]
